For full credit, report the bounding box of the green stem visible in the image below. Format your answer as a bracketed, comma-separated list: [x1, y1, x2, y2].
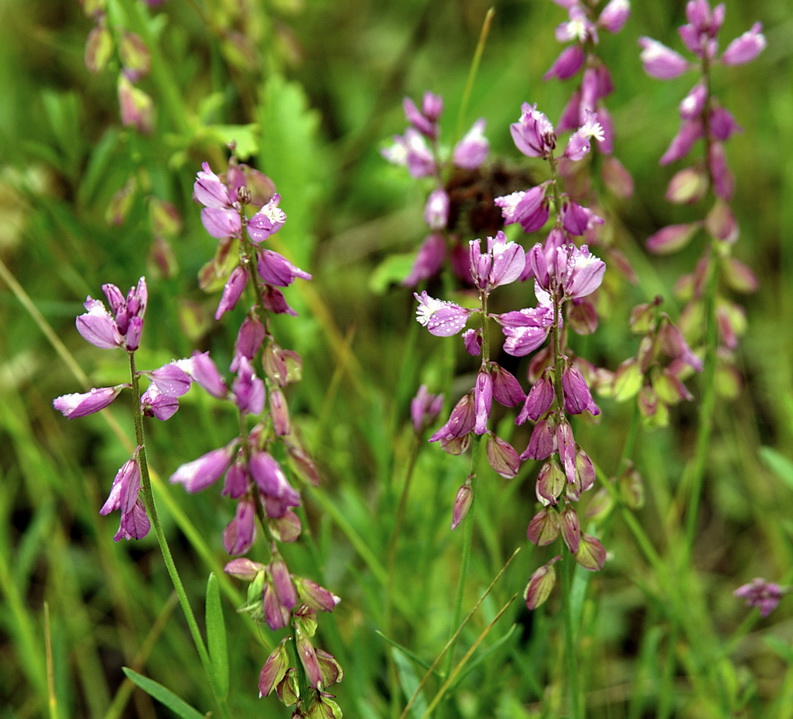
[561, 552, 583, 719]
[682, 240, 719, 564]
[454, 7, 495, 144]
[128, 353, 231, 719]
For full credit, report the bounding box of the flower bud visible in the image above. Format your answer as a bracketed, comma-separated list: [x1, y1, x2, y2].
[451, 482, 473, 530]
[524, 556, 561, 610]
[527, 507, 560, 546]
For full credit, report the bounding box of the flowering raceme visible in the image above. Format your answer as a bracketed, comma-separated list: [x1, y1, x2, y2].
[53, 277, 193, 540]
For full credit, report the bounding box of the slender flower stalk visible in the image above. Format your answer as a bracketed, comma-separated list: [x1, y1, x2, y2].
[638, 0, 765, 561]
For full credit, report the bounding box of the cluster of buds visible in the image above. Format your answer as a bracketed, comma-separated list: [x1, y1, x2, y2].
[640, 0, 765, 377]
[81, 0, 155, 133]
[226, 558, 342, 716]
[610, 297, 703, 427]
[544, 0, 634, 201]
[168, 161, 342, 715]
[52, 278, 192, 540]
[382, 91, 499, 287]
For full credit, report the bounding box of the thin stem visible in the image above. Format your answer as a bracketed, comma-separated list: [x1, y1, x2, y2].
[454, 7, 495, 144]
[128, 353, 231, 719]
[681, 244, 719, 564]
[561, 553, 583, 719]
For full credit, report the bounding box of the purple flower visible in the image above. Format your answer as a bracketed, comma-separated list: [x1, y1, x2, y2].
[453, 119, 489, 169]
[144, 361, 192, 397]
[215, 265, 248, 320]
[170, 445, 235, 493]
[544, 45, 586, 81]
[101, 450, 142, 517]
[563, 112, 605, 161]
[257, 250, 311, 287]
[598, 0, 630, 34]
[474, 370, 493, 435]
[194, 162, 233, 208]
[189, 351, 228, 399]
[429, 392, 475, 442]
[517, 374, 555, 424]
[556, 244, 606, 299]
[511, 103, 557, 159]
[247, 193, 286, 243]
[424, 188, 449, 230]
[410, 385, 444, 434]
[403, 233, 446, 287]
[53, 385, 126, 418]
[721, 23, 766, 65]
[497, 302, 554, 357]
[249, 451, 300, 518]
[231, 357, 265, 415]
[232, 315, 266, 372]
[414, 291, 472, 337]
[403, 92, 442, 138]
[469, 231, 527, 292]
[735, 578, 784, 617]
[495, 185, 550, 233]
[140, 385, 179, 420]
[76, 278, 148, 351]
[201, 207, 242, 239]
[561, 365, 600, 415]
[223, 498, 256, 555]
[639, 37, 690, 79]
[381, 128, 436, 178]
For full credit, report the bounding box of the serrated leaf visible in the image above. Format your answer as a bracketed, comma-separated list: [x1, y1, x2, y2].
[122, 668, 206, 719]
[206, 572, 229, 699]
[208, 124, 259, 161]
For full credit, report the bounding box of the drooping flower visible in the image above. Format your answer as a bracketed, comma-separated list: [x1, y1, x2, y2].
[414, 291, 472, 337]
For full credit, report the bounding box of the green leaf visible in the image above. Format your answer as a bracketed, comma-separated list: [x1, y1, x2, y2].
[205, 572, 229, 700]
[369, 253, 415, 295]
[207, 124, 259, 161]
[391, 647, 427, 718]
[122, 668, 206, 719]
[759, 446, 793, 492]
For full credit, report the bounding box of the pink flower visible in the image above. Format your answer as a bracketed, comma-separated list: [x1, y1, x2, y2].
[639, 37, 690, 79]
[414, 291, 472, 337]
[735, 578, 784, 617]
[469, 231, 526, 291]
[511, 103, 557, 159]
[53, 385, 126, 418]
[453, 119, 489, 169]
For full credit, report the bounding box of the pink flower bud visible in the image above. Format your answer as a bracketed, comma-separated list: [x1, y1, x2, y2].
[170, 445, 235, 493]
[721, 23, 766, 66]
[451, 482, 473, 530]
[527, 507, 560, 546]
[485, 433, 520, 478]
[223, 499, 256, 555]
[403, 233, 445, 287]
[474, 370, 493, 435]
[639, 37, 690, 79]
[524, 556, 561, 610]
[259, 641, 289, 697]
[190, 351, 228, 398]
[574, 534, 606, 571]
[734, 577, 783, 617]
[257, 250, 312, 287]
[215, 265, 248, 320]
[560, 504, 581, 553]
[544, 45, 585, 81]
[453, 118, 489, 169]
[424, 188, 449, 230]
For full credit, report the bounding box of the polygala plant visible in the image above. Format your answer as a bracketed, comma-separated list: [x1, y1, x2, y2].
[32, 0, 784, 717]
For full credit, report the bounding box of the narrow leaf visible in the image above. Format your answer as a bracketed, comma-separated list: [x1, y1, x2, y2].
[122, 668, 206, 719]
[206, 572, 229, 699]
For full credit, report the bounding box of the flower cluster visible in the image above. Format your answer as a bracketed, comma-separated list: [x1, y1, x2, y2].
[53, 278, 192, 540]
[734, 578, 786, 618]
[193, 160, 310, 319]
[382, 91, 501, 287]
[544, 0, 633, 200]
[170, 161, 342, 716]
[610, 298, 703, 427]
[640, 0, 765, 388]
[415, 104, 610, 581]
